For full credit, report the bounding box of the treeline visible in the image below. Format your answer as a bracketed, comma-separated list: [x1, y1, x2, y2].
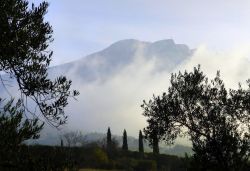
[2, 126, 249, 171]
[0, 127, 187, 171]
[11, 144, 182, 171]
[0, 126, 178, 170]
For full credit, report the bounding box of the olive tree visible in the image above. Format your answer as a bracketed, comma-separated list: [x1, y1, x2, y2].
[142, 66, 250, 171]
[0, 0, 79, 168]
[0, 0, 79, 127]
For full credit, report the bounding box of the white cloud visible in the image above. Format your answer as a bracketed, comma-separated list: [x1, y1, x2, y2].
[3, 38, 250, 146]
[177, 45, 250, 89]
[65, 44, 171, 137]
[40, 0, 250, 66]
[61, 43, 250, 146]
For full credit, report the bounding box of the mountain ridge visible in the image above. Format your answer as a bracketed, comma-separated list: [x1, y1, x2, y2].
[1, 39, 194, 143]
[49, 39, 194, 82]
[52, 39, 193, 67]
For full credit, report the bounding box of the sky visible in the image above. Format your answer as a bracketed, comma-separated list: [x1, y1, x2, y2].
[25, 1, 250, 142]
[31, 0, 250, 65]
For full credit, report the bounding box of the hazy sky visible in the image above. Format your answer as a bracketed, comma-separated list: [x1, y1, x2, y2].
[31, 0, 250, 65]
[24, 1, 250, 141]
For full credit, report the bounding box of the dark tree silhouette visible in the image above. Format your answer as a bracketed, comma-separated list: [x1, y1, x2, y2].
[152, 131, 159, 155]
[142, 66, 250, 171]
[142, 95, 166, 155]
[107, 127, 112, 151]
[122, 129, 128, 151]
[106, 127, 119, 159]
[61, 139, 64, 147]
[0, 99, 43, 168]
[0, 0, 79, 127]
[139, 130, 144, 154]
[0, 0, 78, 169]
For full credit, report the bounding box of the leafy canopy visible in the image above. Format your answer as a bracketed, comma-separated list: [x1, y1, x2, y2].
[0, 0, 79, 127]
[142, 66, 250, 170]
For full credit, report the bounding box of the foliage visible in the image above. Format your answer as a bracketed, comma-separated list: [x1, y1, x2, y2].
[141, 97, 161, 155]
[138, 130, 144, 154]
[92, 148, 109, 167]
[0, 0, 79, 127]
[122, 129, 128, 151]
[0, 145, 68, 171]
[133, 159, 157, 171]
[0, 99, 43, 169]
[61, 139, 64, 147]
[142, 66, 250, 171]
[0, 99, 42, 146]
[0, 0, 79, 169]
[106, 127, 112, 151]
[106, 127, 119, 158]
[1, 143, 247, 171]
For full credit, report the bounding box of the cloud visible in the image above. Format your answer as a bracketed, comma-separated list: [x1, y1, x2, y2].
[41, 0, 250, 66]
[61, 43, 250, 147]
[65, 44, 172, 137]
[176, 45, 250, 89]
[4, 38, 249, 145]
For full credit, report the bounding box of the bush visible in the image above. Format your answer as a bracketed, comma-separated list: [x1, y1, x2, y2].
[133, 160, 157, 171]
[92, 148, 109, 167]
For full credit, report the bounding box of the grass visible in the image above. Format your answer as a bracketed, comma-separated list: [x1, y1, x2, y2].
[79, 169, 123, 171]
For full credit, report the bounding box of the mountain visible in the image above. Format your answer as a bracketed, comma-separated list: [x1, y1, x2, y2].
[45, 39, 195, 138]
[49, 39, 194, 82]
[1, 39, 193, 91]
[1, 39, 194, 142]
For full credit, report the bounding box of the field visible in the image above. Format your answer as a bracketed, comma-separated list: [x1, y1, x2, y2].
[79, 169, 123, 171]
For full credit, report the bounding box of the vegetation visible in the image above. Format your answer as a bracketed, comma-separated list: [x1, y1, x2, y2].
[122, 129, 128, 151]
[142, 66, 250, 171]
[106, 127, 112, 157]
[0, 0, 78, 170]
[0, 0, 78, 127]
[0, 99, 43, 170]
[3, 136, 246, 171]
[138, 130, 144, 155]
[1, 0, 250, 171]
[0, 143, 182, 171]
[0, 126, 199, 171]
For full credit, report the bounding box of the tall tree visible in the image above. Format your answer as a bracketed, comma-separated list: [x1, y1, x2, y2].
[107, 127, 112, 151]
[142, 66, 250, 171]
[0, 0, 78, 168]
[0, 99, 43, 166]
[142, 95, 167, 155]
[122, 129, 128, 151]
[138, 130, 144, 154]
[152, 132, 159, 155]
[0, 0, 79, 127]
[61, 139, 64, 147]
